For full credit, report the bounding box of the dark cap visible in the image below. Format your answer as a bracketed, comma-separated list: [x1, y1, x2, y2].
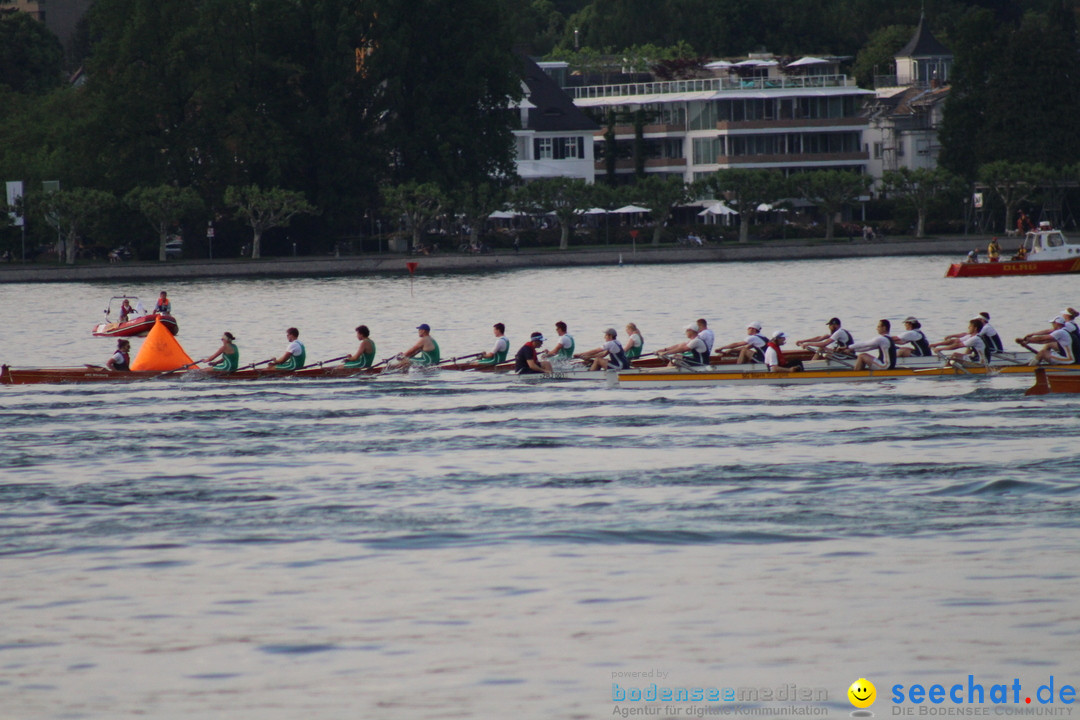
[416, 323, 431, 331]
[827, 317, 841, 326]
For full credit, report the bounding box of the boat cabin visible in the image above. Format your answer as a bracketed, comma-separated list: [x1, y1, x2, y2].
[1022, 227, 1080, 259]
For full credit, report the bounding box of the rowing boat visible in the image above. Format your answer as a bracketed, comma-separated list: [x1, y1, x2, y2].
[1025, 368, 1080, 395]
[0, 364, 383, 385]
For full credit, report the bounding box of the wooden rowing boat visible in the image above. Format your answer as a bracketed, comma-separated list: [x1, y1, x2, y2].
[0, 364, 383, 385]
[1025, 368, 1080, 395]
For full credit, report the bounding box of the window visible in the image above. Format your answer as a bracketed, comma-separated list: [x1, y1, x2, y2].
[536, 138, 553, 160]
[873, 142, 882, 159]
[533, 137, 584, 161]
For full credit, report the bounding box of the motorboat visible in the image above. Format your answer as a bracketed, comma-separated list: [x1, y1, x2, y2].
[91, 295, 178, 337]
[946, 225, 1080, 277]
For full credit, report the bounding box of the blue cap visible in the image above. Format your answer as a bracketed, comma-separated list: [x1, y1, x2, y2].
[530, 332, 544, 343]
[416, 323, 430, 331]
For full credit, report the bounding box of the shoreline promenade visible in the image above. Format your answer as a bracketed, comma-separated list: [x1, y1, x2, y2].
[0, 235, 990, 283]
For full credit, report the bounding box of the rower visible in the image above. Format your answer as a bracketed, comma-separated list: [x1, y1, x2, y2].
[543, 321, 575, 362]
[850, 319, 898, 371]
[515, 332, 553, 375]
[204, 332, 239, 372]
[344, 325, 376, 368]
[106, 339, 132, 371]
[1019, 316, 1078, 366]
[269, 327, 306, 370]
[575, 328, 630, 371]
[933, 317, 988, 365]
[977, 312, 1004, 353]
[154, 291, 171, 315]
[893, 316, 933, 358]
[657, 325, 709, 367]
[764, 331, 803, 372]
[797, 317, 854, 357]
[394, 323, 440, 368]
[478, 323, 510, 365]
[696, 319, 715, 359]
[717, 321, 768, 364]
[623, 323, 644, 360]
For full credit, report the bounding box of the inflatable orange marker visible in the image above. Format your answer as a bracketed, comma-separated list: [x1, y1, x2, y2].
[130, 318, 197, 371]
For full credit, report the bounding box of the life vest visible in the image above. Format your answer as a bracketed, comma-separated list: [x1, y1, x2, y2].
[766, 340, 786, 367]
[112, 350, 130, 371]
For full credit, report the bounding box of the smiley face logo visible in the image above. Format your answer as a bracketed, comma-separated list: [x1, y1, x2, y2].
[848, 678, 876, 709]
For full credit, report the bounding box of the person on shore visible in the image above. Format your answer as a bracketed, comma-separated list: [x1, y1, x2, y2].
[268, 327, 306, 370]
[893, 317, 933, 358]
[575, 328, 630, 371]
[515, 332, 552, 375]
[696, 318, 715, 359]
[797, 318, 854, 357]
[154, 291, 171, 315]
[344, 325, 376, 369]
[987, 237, 1001, 262]
[718, 321, 768, 364]
[394, 323, 441, 368]
[543, 321, 575, 361]
[850, 320, 897, 371]
[204, 332, 240, 372]
[106, 339, 131, 371]
[1018, 316, 1078, 366]
[763, 331, 803, 372]
[932, 317, 988, 364]
[478, 323, 510, 365]
[658, 325, 710, 366]
[624, 323, 644, 360]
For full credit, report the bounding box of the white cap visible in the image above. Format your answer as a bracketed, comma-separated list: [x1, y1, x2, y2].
[771, 330, 786, 340]
[747, 321, 763, 330]
[904, 316, 918, 324]
[1051, 316, 1066, 325]
[685, 324, 698, 333]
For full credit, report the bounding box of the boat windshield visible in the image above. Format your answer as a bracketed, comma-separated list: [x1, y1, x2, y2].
[1047, 232, 1065, 247]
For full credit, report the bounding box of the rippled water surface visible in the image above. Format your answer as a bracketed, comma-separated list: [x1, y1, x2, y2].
[1, 257, 1079, 719]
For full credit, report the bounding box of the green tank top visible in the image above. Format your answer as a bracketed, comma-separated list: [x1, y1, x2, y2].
[478, 337, 509, 364]
[212, 345, 239, 372]
[626, 335, 643, 359]
[417, 337, 440, 365]
[278, 341, 306, 370]
[344, 340, 376, 368]
[557, 335, 575, 358]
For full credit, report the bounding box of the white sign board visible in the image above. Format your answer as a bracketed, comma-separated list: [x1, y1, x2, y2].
[6, 181, 23, 227]
[973, 192, 983, 209]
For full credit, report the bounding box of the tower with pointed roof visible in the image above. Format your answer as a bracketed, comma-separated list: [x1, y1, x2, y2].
[894, 14, 953, 87]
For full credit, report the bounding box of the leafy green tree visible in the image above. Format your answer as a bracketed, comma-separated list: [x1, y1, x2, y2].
[790, 170, 871, 241]
[380, 181, 447, 251]
[850, 25, 914, 88]
[451, 181, 511, 249]
[511, 177, 592, 250]
[125, 185, 205, 262]
[977, 161, 1050, 234]
[0, 11, 64, 95]
[703, 169, 786, 244]
[40, 188, 115, 264]
[882, 168, 965, 238]
[629, 176, 693, 246]
[225, 185, 316, 259]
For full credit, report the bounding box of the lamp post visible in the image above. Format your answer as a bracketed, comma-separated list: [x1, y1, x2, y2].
[376, 220, 382, 253]
[206, 221, 214, 260]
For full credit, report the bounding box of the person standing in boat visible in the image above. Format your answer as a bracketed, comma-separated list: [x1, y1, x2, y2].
[478, 323, 510, 366]
[850, 320, 898, 371]
[987, 237, 1001, 262]
[118, 299, 135, 324]
[515, 332, 552, 375]
[1018, 316, 1078, 366]
[393, 323, 440, 369]
[154, 291, 171, 315]
[344, 325, 376, 369]
[542, 321, 575, 361]
[203, 332, 239, 373]
[717, 321, 768, 364]
[797, 317, 854, 357]
[269, 327, 306, 370]
[575, 328, 630, 371]
[657, 325, 709, 366]
[106, 339, 131, 371]
[623, 323, 644, 360]
[893, 317, 933, 358]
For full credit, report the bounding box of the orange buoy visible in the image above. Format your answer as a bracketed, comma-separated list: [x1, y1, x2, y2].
[130, 317, 196, 371]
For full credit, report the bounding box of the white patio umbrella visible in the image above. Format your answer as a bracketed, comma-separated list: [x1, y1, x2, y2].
[488, 210, 517, 219]
[613, 205, 651, 214]
[698, 202, 738, 216]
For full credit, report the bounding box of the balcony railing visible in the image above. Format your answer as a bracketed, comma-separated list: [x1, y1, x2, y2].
[569, 74, 855, 100]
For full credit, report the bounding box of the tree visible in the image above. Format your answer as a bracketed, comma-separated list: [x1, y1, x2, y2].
[225, 185, 316, 260]
[977, 161, 1049, 233]
[0, 11, 64, 95]
[790, 170, 871, 241]
[125, 185, 205, 262]
[882, 168, 964, 238]
[850, 25, 914, 88]
[39, 188, 115, 264]
[511, 177, 591, 250]
[629, 175, 693, 246]
[452, 181, 512, 250]
[703, 169, 786, 243]
[379, 181, 447, 251]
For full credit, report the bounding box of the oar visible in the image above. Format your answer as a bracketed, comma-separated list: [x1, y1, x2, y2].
[299, 355, 348, 370]
[153, 360, 203, 379]
[822, 351, 854, 369]
[237, 358, 277, 372]
[436, 352, 484, 367]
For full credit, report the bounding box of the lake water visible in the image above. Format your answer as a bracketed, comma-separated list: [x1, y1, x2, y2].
[2, 257, 1079, 719]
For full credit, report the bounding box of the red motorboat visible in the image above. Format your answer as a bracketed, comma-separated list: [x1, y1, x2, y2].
[92, 296, 179, 337]
[946, 226, 1080, 277]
